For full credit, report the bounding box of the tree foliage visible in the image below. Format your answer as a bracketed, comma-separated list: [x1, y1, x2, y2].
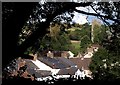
[3, 1, 120, 81]
[80, 35, 91, 53]
[89, 47, 120, 81]
[37, 23, 72, 51]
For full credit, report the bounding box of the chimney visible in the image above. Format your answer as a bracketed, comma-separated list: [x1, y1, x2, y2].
[47, 51, 53, 58]
[29, 54, 37, 61]
[34, 54, 37, 61]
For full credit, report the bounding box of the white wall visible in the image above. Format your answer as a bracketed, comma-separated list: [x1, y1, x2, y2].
[53, 75, 71, 79]
[31, 59, 60, 75]
[51, 69, 60, 75]
[31, 59, 52, 71]
[68, 51, 74, 58]
[75, 69, 85, 79]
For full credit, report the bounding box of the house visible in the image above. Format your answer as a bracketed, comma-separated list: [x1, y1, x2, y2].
[24, 59, 52, 81]
[84, 44, 100, 58]
[30, 55, 88, 80]
[57, 67, 78, 79]
[69, 57, 92, 78]
[7, 57, 52, 81]
[9, 54, 89, 81]
[68, 44, 100, 78]
[11, 55, 78, 80]
[84, 47, 94, 58]
[36, 56, 88, 79]
[91, 44, 100, 52]
[37, 57, 77, 75]
[76, 53, 83, 58]
[75, 69, 86, 79]
[67, 51, 74, 58]
[26, 69, 52, 81]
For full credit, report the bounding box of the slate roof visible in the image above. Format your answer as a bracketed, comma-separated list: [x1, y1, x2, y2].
[36, 70, 52, 77]
[38, 57, 68, 69]
[57, 57, 76, 67]
[24, 59, 39, 69]
[38, 57, 76, 69]
[26, 69, 52, 77]
[14, 57, 80, 78]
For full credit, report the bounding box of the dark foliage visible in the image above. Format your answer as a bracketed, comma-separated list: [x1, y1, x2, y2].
[3, 2, 92, 68]
[2, 1, 120, 83]
[2, 2, 38, 68]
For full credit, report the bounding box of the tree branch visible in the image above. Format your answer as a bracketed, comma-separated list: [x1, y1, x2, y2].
[74, 9, 120, 23]
[90, 5, 114, 34]
[72, 2, 92, 7]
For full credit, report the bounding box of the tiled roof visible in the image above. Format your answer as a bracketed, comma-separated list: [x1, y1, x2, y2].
[26, 69, 52, 77]
[57, 57, 76, 67]
[57, 67, 78, 75]
[38, 57, 76, 69]
[24, 59, 39, 69]
[26, 69, 42, 78]
[38, 57, 68, 69]
[35, 70, 52, 77]
[69, 58, 91, 70]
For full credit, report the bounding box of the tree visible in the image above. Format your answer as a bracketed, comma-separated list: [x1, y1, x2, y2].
[40, 23, 72, 51]
[3, 2, 94, 68]
[3, 2, 120, 75]
[3, 2, 38, 68]
[69, 29, 81, 40]
[93, 24, 109, 44]
[80, 35, 91, 53]
[89, 47, 120, 81]
[88, 2, 120, 80]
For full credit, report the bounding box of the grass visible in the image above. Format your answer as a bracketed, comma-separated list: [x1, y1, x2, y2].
[70, 40, 81, 56]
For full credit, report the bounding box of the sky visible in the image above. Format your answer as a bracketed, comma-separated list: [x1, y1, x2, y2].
[38, 0, 115, 25]
[72, 6, 114, 25]
[39, 1, 114, 25]
[72, 12, 88, 24]
[72, 6, 100, 25]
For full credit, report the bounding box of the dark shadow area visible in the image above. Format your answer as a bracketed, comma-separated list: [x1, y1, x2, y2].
[2, 76, 120, 85]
